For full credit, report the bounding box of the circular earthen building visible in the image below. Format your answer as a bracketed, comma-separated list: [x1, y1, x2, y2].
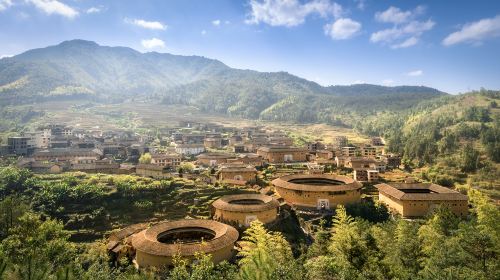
[131, 219, 239, 268]
[272, 174, 362, 210]
[212, 194, 280, 227]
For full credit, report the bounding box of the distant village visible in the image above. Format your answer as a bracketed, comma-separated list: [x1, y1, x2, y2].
[2, 122, 401, 182]
[1, 121, 469, 268]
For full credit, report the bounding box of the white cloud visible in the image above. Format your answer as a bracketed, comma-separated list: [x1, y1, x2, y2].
[371, 6, 434, 48]
[406, 70, 423, 76]
[375, 6, 410, 24]
[212, 19, 221, 26]
[391, 36, 419, 49]
[353, 79, 365, 84]
[354, 0, 365, 10]
[443, 15, 500, 46]
[86, 6, 102, 14]
[27, 0, 79, 18]
[382, 79, 395, 86]
[0, 0, 12, 11]
[225, 20, 230, 24]
[245, 0, 342, 27]
[0, 54, 13, 59]
[371, 20, 434, 43]
[128, 19, 167, 30]
[201, 30, 207, 35]
[324, 18, 361, 40]
[141, 38, 165, 49]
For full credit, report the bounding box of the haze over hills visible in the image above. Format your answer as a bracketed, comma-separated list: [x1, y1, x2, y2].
[0, 39, 446, 122]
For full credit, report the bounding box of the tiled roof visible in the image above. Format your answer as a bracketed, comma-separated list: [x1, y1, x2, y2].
[257, 146, 308, 152]
[196, 153, 235, 159]
[212, 194, 279, 213]
[110, 223, 149, 240]
[272, 174, 362, 192]
[375, 183, 468, 201]
[221, 179, 248, 186]
[131, 220, 238, 256]
[136, 164, 165, 171]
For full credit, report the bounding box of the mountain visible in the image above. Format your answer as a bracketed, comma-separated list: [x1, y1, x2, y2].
[0, 40, 229, 103]
[0, 39, 447, 123]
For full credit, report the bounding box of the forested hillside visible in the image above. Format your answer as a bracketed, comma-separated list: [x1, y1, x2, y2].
[0, 40, 445, 119]
[356, 89, 500, 197]
[1, 167, 498, 279]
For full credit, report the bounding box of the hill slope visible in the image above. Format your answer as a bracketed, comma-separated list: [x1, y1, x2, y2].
[0, 40, 446, 121]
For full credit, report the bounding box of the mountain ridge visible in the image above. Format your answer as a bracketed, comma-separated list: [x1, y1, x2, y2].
[0, 39, 448, 123]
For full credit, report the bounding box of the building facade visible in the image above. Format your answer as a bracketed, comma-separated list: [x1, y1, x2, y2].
[257, 146, 308, 163]
[272, 174, 363, 210]
[375, 183, 468, 218]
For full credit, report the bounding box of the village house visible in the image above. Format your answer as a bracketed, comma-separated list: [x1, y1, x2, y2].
[71, 158, 120, 173]
[204, 137, 222, 149]
[131, 220, 238, 268]
[345, 157, 377, 169]
[7, 136, 30, 155]
[360, 145, 378, 158]
[19, 161, 65, 174]
[316, 150, 334, 160]
[22, 129, 51, 149]
[174, 143, 205, 155]
[73, 140, 96, 149]
[353, 169, 379, 182]
[50, 138, 70, 149]
[151, 153, 181, 169]
[341, 146, 357, 157]
[135, 164, 171, 179]
[100, 143, 126, 157]
[218, 164, 257, 183]
[181, 133, 206, 144]
[232, 144, 246, 153]
[272, 174, 363, 210]
[229, 135, 244, 146]
[196, 152, 235, 167]
[46, 124, 73, 137]
[306, 141, 326, 152]
[375, 182, 469, 218]
[212, 194, 279, 227]
[33, 148, 103, 162]
[384, 154, 402, 169]
[227, 153, 264, 167]
[257, 146, 308, 164]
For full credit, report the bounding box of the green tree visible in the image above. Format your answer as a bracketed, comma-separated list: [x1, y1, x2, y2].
[306, 219, 330, 258]
[0, 196, 29, 238]
[178, 162, 195, 173]
[0, 167, 35, 198]
[418, 206, 462, 279]
[460, 143, 480, 172]
[328, 205, 369, 278]
[238, 221, 303, 280]
[0, 212, 76, 267]
[138, 153, 152, 164]
[168, 253, 238, 280]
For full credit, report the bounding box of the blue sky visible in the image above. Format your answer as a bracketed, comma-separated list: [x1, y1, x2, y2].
[0, 0, 499, 93]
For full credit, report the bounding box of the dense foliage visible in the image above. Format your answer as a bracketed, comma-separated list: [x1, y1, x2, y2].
[0, 188, 498, 280]
[0, 167, 254, 241]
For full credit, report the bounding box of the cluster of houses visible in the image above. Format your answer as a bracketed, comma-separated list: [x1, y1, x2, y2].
[2, 122, 405, 186]
[5, 123, 468, 269]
